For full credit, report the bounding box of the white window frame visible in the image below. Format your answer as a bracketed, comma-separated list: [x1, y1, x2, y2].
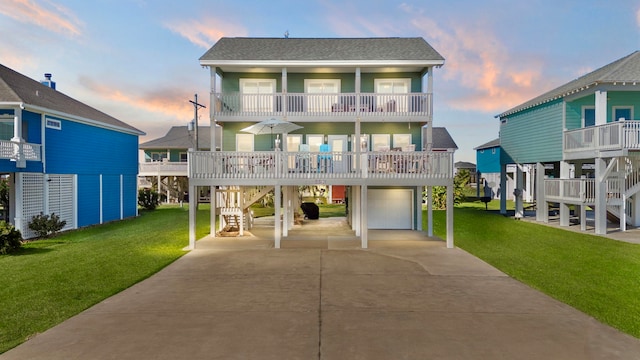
[240, 79, 276, 112]
[392, 134, 412, 150]
[179, 152, 188, 162]
[372, 134, 391, 151]
[304, 79, 340, 112]
[149, 152, 167, 162]
[236, 133, 254, 152]
[612, 106, 633, 122]
[0, 115, 13, 141]
[374, 78, 410, 112]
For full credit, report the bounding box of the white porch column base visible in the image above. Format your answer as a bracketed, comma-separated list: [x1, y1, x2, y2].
[274, 185, 282, 248]
[210, 186, 216, 237]
[446, 182, 454, 248]
[188, 183, 197, 250]
[360, 185, 368, 248]
[595, 158, 608, 235]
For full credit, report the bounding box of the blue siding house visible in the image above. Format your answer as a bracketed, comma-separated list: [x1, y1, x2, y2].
[0, 65, 144, 238]
[496, 52, 640, 234]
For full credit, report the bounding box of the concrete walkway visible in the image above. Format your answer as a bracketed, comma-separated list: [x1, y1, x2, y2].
[2, 220, 640, 359]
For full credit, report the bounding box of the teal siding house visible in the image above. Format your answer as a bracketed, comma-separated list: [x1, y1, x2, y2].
[497, 51, 640, 234]
[0, 65, 144, 238]
[188, 37, 457, 248]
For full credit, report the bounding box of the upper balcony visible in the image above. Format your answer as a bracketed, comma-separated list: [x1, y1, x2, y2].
[213, 92, 432, 123]
[564, 121, 640, 160]
[188, 150, 453, 186]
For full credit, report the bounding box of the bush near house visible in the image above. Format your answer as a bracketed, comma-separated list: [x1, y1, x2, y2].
[0, 221, 21, 254]
[430, 169, 470, 209]
[28, 213, 66, 238]
[138, 188, 160, 210]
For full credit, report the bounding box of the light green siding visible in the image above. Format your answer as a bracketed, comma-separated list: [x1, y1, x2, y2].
[500, 99, 563, 163]
[607, 91, 640, 121]
[222, 122, 421, 151]
[565, 95, 594, 130]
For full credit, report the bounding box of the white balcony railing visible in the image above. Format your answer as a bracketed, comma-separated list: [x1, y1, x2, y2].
[545, 178, 595, 204]
[139, 161, 188, 175]
[213, 92, 432, 119]
[189, 150, 453, 181]
[564, 120, 640, 153]
[0, 140, 41, 161]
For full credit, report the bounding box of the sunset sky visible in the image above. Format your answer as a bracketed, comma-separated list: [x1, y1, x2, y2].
[2, 0, 640, 162]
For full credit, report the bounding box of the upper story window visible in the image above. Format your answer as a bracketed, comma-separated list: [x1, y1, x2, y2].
[179, 152, 188, 162]
[304, 79, 340, 112]
[375, 78, 410, 112]
[612, 106, 633, 121]
[149, 152, 167, 162]
[240, 79, 276, 112]
[582, 106, 595, 127]
[0, 115, 13, 141]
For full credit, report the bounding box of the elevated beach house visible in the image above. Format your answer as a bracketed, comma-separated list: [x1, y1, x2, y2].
[497, 51, 640, 234]
[0, 65, 144, 238]
[188, 37, 455, 248]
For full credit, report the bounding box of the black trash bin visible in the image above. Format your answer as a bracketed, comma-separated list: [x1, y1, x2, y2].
[300, 202, 319, 219]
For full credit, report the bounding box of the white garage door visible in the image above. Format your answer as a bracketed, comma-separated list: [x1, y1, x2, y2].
[367, 189, 413, 229]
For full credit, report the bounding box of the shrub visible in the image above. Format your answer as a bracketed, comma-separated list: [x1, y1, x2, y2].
[0, 221, 22, 254]
[28, 213, 67, 238]
[138, 189, 160, 210]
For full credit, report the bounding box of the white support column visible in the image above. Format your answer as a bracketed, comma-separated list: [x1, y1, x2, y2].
[500, 163, 508, 215]
[535, 162, 546, 222]
[632, 193, 640, 227]
[416, 186, 423, 231]
[559, 161, 571, 226]
[99, 174, 103, 224]
[12, 107, 25, 168]
[515, 164, 524, 219]
[353, 185, 361, 236]
[210, 186, 216, 237]
[282, 67, 288, 118]
[14, 173, 23, 234]
[427, 186, 433, 236]
[188, 183, 197, 250]
[283, 186, 289, 237]
[595, 90, 608, 125]
[360, 185, 368, 248]
[274, 185, 282, 248]
[594, 158, 608, 235]
[446, 182, 454, 248]
[619, 157, 627, 232]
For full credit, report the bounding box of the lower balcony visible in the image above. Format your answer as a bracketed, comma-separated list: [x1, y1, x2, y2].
[189, 150, 453, 185]
[139, 161, 188, 176]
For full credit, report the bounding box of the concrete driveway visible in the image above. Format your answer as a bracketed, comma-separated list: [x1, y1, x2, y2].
[2, 222, 640, 359]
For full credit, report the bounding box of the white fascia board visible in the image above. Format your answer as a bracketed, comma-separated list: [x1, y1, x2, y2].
[22, 104, 146, 136]
[200, 59, 445, 68]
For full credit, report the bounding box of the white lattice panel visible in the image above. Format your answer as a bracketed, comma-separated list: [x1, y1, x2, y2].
[48, 175, 75, 231]
[19, 173, 44, 239]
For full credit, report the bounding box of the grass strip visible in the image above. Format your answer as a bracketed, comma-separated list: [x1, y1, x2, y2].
[433, 201, 640, 338]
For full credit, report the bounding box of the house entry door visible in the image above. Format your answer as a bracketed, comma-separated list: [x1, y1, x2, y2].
[327, 135, 348, 173]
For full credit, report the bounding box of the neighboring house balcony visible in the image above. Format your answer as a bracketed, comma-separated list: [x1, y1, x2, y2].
[189, 150, 453, 186]
[564, 121, 640, 160]
[0, 139, 41, 164]
[213, 92, 432, 123]
[139, 160, 188, 177]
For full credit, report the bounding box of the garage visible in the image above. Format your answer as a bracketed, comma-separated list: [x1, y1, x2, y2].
[367, 188, 414, 229]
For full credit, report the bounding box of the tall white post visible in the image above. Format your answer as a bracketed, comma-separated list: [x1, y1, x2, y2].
[500, 163, 508, 215]
[360, 185, 368, 248]
[427, 186, 433, 236]
[446, 182, 454, 248]
[515, 164, 524, 219]
[275, 185, 281, 248]
[416, 186, 422, 231]
[594, 158, 608, 235]
[535, 162, 546, 222]
[283, 186, 289, 237]
[210, 186, 216, 237]
[188, 183, 197, 249]
[559, 161, 571, 226]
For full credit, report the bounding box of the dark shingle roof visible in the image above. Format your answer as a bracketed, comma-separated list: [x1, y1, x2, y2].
[473, 138, 500, 150]
[0, 64, 143, 135]
[498, 51, 640, 117]
[200, 37, 444, 63]
[432, 127, 458, 150]
[140, 126, 211, 150]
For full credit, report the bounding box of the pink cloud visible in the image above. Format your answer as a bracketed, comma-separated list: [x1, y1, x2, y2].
[0, 0, 83, 36]
[407, 14, 543, 112]
[165, 16, 248, 49]
[78, 75, 196, 120]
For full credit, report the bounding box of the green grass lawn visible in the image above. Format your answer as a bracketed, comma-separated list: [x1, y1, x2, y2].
[432, 199, 640, 338]
[0, 205, 211, 354]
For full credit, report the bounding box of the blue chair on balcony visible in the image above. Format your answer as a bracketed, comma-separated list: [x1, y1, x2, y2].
[318, 143, 332, 173]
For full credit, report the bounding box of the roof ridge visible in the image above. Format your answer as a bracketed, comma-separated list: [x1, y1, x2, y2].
[594, 50, 640, 81]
